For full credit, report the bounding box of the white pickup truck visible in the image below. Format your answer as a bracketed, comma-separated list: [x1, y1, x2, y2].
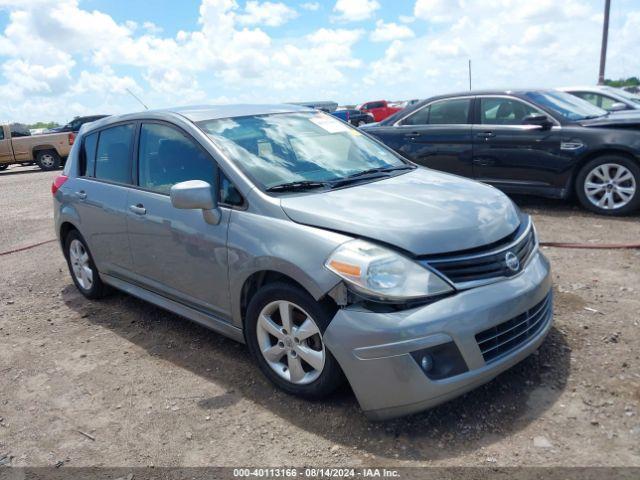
[0, 123, 74, 171]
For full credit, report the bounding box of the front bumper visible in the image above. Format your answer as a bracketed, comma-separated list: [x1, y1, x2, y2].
[323, 251, 553, 420]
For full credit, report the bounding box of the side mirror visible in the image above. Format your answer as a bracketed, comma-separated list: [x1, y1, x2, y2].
[609, 102, 627, 112]
[523, 114, 553, 129]
[170, 180, 221, 225]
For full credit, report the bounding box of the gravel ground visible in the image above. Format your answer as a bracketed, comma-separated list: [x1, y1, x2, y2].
[0, 165, 639, 468]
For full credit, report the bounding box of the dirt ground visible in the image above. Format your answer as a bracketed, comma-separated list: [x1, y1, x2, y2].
[0, 165, 639, 468]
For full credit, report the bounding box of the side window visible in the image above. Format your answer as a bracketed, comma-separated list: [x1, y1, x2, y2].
[402, 98, 471, 126]
[0, 127, 4, 141]
[220, 172, 243, 206]
[138, 123, 215, 195]
[368, 101, 384, 109]
[573, 92, 599, 107]
[81, 132, 98, 176]
[9, 123, 30, 137]
[401, 105, 430, 126]
[429, 98, 471, 124]
[95, 124, 134, 184]
[480, 97, 545, 125]
[598, 95, 618, 110]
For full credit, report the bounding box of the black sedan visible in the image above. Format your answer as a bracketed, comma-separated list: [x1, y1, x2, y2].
[361, 89, 640, 215]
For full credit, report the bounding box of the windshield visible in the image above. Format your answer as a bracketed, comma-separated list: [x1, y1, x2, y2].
[604, 86, 640, 105]
[525, 90, 607, 121]
[197, 112, 407, 190]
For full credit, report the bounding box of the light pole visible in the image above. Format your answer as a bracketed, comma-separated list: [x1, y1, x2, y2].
[598, 0, 611, 85]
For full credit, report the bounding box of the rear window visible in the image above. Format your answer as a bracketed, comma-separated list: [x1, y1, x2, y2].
[95, 124, 134, 184]
[81, 133, 98, 176]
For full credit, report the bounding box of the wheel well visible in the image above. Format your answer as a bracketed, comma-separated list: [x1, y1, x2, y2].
[239, 270, 337, 327]
[32, 146, 58, 157]
[59, 222, 77, 249]
[572, 149, 638, 192]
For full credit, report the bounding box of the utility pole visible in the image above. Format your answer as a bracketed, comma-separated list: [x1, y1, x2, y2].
[598, 0, 611, 85]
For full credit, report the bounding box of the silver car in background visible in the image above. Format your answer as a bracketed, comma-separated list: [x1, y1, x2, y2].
[53, 105, 553, 420]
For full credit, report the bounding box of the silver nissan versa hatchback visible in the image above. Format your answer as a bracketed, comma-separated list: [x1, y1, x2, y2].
[53, 105, 553, 420]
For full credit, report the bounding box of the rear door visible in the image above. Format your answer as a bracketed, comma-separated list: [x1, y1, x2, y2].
[472, 96, 563, 188]
[72, 124, 135, 278]
[387, 97, 474, 177]
[126, 121, 232, 319]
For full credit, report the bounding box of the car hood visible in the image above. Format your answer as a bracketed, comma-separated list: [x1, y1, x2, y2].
[580, 111, 640, 128]
[279, 168, 521, 256]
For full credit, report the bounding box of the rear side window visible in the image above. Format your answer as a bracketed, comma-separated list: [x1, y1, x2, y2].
[403, 98, 471, 126]
[138, 123, 215, 195]
[95, 124, 134, 184]
[0, 128, 4, 141]
[81, 133, 98, 176]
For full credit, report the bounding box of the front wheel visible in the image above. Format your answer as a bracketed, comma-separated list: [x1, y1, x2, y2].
[575, 156, 640, 215]
[36, 150, 60, 171]
[245, 282, 344, 399]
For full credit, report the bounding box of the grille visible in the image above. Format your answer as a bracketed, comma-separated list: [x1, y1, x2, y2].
[475, 292, 553, 364]
[424, 219, 536, 287]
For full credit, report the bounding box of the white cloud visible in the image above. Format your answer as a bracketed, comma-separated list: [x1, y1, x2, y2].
[0, 0, 366, 121]
[363, 0, 630, 101]
[370, 20, 415, 42]
[301, 2, 320, 11]
[236, 1, 298, 27]
[333, 0, 380, 22]
[414, 0, 460, 23]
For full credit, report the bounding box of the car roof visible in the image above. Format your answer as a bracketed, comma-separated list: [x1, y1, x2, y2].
[379, 89, 556, 125]
[86, 104, 314, 129]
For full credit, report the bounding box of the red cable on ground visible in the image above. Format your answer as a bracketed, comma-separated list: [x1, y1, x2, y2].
[540, 242, 640, 249]
[0, 238, 638, 258]
[0, 239, 57, 257]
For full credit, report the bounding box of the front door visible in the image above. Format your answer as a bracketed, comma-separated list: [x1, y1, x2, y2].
[472, 96, 563, 189]
[389, 97, 474, 177]
[126, 122, 231, 319]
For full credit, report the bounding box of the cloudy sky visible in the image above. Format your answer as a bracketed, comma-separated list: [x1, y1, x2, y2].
[0, 0, 638, 123]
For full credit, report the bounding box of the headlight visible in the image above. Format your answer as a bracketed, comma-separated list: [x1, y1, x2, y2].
[324, 239, 454, 302]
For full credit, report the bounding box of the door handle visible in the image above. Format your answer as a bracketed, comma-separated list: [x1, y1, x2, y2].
[473, 158, 494, 166]
[404, 131, 421, 139]
[129, 204, 147, 215]
[75, 191, 87, 200]
[476, 131, 495, 139]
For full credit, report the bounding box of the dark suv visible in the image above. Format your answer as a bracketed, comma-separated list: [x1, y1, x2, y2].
[49, 115, 109, 133]
[362, 89, 640, 215]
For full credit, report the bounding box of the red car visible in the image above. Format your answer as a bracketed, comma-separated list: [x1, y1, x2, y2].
[356, 100, 403, 122]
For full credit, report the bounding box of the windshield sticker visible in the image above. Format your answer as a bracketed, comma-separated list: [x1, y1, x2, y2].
[309, 114, 350, 134]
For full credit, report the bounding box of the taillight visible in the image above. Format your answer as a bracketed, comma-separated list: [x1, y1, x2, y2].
[68, 132, 75, 145]
[51, 174, 68, 195]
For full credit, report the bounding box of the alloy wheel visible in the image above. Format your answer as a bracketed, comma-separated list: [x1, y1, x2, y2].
[584, 163, 637, 210]
[40, 154, 55, 168]
[256, 300, 326, 385]
[69, 239, 93, 290]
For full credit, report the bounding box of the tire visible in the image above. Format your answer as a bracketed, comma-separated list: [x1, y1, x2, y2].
[575, 155, 640, 216]
[63, 230, 110, 299]
[245, 282, 344, 399]
[36, 150, 60, 171]
[0, 164, 8, 171]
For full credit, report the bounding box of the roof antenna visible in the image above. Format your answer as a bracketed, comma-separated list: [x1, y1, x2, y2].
[125, 88, 149, 110]
[468, 59, 472, 91]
